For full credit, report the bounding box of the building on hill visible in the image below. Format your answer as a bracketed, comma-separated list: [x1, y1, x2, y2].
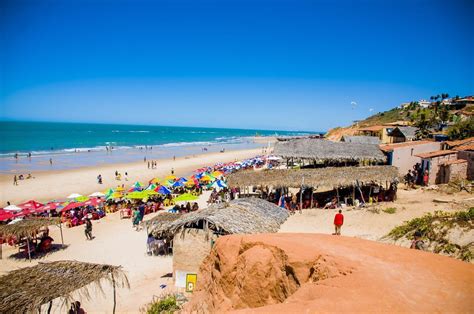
[416, 150, 459, 185]
[418, 100, 431, 108]
[452, 96, 474, 109]
[443, 137, 474, 150]
[380, 141, 441, 175]
[356, 125, 393, 143]
[273, 138, 386, 167]
[387, 126, 419, 143]
[341, 135, 380, 145]
[149, 198, 289, 288]
[227, 166, 399, 209]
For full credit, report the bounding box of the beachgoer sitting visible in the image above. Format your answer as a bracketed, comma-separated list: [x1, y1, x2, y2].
[410, 231, 425, 250]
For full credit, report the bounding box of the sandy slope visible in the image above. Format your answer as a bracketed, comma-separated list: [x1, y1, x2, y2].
[0, 148, 262, 205]
[185, 233, 474, 313]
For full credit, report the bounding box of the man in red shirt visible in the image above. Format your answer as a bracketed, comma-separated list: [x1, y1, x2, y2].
[333, 210, 344, 235]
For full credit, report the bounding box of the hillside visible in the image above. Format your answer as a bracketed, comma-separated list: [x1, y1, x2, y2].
[184, 233, 474, 313]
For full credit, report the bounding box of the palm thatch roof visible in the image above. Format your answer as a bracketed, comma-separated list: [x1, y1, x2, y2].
[273, 138, 386, 162]
[144, 212, 182, 227]
[151, 198, 289, 239]
[0, 260, 129, 313]
[227, 166, 399, 191]
[342, 135, 381, 145]
[0, 217, 61, 239]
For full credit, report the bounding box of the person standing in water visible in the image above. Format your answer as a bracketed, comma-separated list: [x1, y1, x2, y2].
[49, 158, 53, 166]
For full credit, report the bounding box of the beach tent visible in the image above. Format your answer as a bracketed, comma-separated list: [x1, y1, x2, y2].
[174, 193, 199, 202]
[89, 192, 105, 197]
[66, 193, 82, 199]
[156, 186, 171, 195]
[3, 205, 22, 212]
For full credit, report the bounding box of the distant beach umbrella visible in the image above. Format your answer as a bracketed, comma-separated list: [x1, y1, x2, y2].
[3, 205, 22, 211]
[67, 193, 82, 199]
[89, 192, 105, 197]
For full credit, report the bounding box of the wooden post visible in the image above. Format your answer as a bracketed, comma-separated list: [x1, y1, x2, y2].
[47, 301, 53, 314]
[59, 222, 64, 246]
[112, 273, 117, 314]
[352, 185, 355, 206]
[310, 189, 314, 208]
[336, 188, 340, 207]
[26, 237, 32, 262]
[300, 176, 304, 211]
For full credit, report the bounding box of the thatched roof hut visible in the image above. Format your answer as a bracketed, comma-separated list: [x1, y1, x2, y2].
[0, 260, 129, 313]
[227, 166, 399, 192]
[144, 212, 182, 228]
[151, 198, 289, 239]
[152, 198, 289, 278]
[0, 217, 60, 239]
[273, 138, 386, 163]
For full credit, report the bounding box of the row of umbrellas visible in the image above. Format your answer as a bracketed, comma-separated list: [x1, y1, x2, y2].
[1, 155, 268, 222]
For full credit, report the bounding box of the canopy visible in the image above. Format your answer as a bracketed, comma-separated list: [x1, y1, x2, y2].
[146, 183, 158, 191]
[211, 180, 227, 189]
[124, 191, 148, 199]
[18, 200, 44, 210]
[75, 196, 89, 202]
[165, 175, 177, 181]
[3, 205, 22, 211]
[211, 170, 223, 177]
[0, 210, 14, 222]
[178, 177, 188, 182]
[106, 192, 123, 200]
[149, 178, 161, 184]
[132, 181, 143, 189]
[38, 202, 63, 212]
[172, 181, 184, 188]
[66, 193, 82, 199]
[89, 192, 105, 197]
[60, 202, 84, 213]
[156, 186, 171, 195]
[83, 198, 104, 207]
[143, 190, 158, 196]
[174, 193, 199, 202]
[200, 175, 213, 182]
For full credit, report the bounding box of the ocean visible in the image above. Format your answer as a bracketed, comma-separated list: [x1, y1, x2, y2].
[0, 121, 317, 172]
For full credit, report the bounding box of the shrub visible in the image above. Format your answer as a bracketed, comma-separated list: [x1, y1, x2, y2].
[382, 207, 396, 214]
[143, 294, 180, 314]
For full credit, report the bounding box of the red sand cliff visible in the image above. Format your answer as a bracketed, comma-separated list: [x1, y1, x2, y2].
[184, 233, 474, 313]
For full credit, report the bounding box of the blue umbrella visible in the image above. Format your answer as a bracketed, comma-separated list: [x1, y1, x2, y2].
[172, 181, 184, 188]
[157, 186, 171, 195]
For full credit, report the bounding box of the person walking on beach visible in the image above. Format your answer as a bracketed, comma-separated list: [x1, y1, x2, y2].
[13, 175, 18, 186]
[148, 161, 150, 169]
[84, 217, 93, 240]
[97, 174, 102, 184]
[144, 156, 146, 162]
[49, 158, 53, 165]
[124, 172, 128, 181]
[333, 210, 344, 235]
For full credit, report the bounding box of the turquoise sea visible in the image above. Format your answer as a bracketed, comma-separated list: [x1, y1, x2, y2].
[0, 121, 318, 172]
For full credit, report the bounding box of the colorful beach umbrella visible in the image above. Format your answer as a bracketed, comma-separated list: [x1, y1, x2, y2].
[3, 205, 22, 211]
[0, 209, 14, 222]
[83, 198, 104, 207]
[38, 202, 63, 212]
[165, 175, 177, 181]
[172, 181, 184, 188]
[174, 193, 199, 202]
[178, 177, 188, 183]
[89, 192, 105, 197]
[156, 186, 171, 195]
[75, 196, 89, 202]
[67, 193, 82, 199]
[124, 191, 149, 199]
[18, 200, 44, 210]
[107, 192, 123, 200]
[60, 202, 84, 213]
[146, 183, 158, 191]
[211, 180, 227, 189]
[149, 178, 161, 184]
[211, 170, 223, 177]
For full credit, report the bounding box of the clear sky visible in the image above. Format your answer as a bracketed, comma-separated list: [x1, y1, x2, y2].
[1, 0, 473, 131]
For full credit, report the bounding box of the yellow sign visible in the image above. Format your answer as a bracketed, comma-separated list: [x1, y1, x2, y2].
[185, 273, 197, 292]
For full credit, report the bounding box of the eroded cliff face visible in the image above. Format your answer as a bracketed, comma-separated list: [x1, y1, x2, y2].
[184, 233, 474, 313]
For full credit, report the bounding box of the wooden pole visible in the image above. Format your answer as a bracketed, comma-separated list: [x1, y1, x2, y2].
[336, 188, 340, 207]
[310, 189, 314, 208]
[26, 237, 32, 262]
[112, 273, 117, 314]
[47, 301, 52, 314]
[299, 176, 304, 212]
[59, 222, 64, 246]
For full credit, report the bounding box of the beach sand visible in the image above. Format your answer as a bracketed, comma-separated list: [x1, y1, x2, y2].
[0, 147, 264, 205]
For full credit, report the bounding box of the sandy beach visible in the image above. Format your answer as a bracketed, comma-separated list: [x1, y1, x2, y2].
[0, 147, 264, 205]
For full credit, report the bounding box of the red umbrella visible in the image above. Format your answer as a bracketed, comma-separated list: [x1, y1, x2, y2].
[0, 209, 14, 222]
[60, 202, 84, 213]
[83, 198, 104, 207]
[38, 202, 63, 212]
[18, 200, 44, 210]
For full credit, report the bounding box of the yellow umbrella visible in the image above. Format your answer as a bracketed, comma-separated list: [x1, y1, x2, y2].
[165, 175, 177, 181]
[185, 180, 195, 186]
[200, 175, 212, 181]
[150, 178, 161, 184]
[115, 186, 125, 192]
[212, 170, 223, 177]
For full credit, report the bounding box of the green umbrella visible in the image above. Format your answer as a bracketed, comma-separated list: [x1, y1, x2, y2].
[75, 196, 89, 202]
[125, 191, 149, 199]
[174, 193, 199, 202]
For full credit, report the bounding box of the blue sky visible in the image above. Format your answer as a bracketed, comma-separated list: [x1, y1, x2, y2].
[1, 0, 473, 131]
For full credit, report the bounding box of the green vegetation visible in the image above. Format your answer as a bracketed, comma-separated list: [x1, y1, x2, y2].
[143, 294, 181, 314]
[447, 117, 474, 140]
[382, 207, 396, 214]
[387, 208, 474, 262]
[358, 107, 404, 126]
